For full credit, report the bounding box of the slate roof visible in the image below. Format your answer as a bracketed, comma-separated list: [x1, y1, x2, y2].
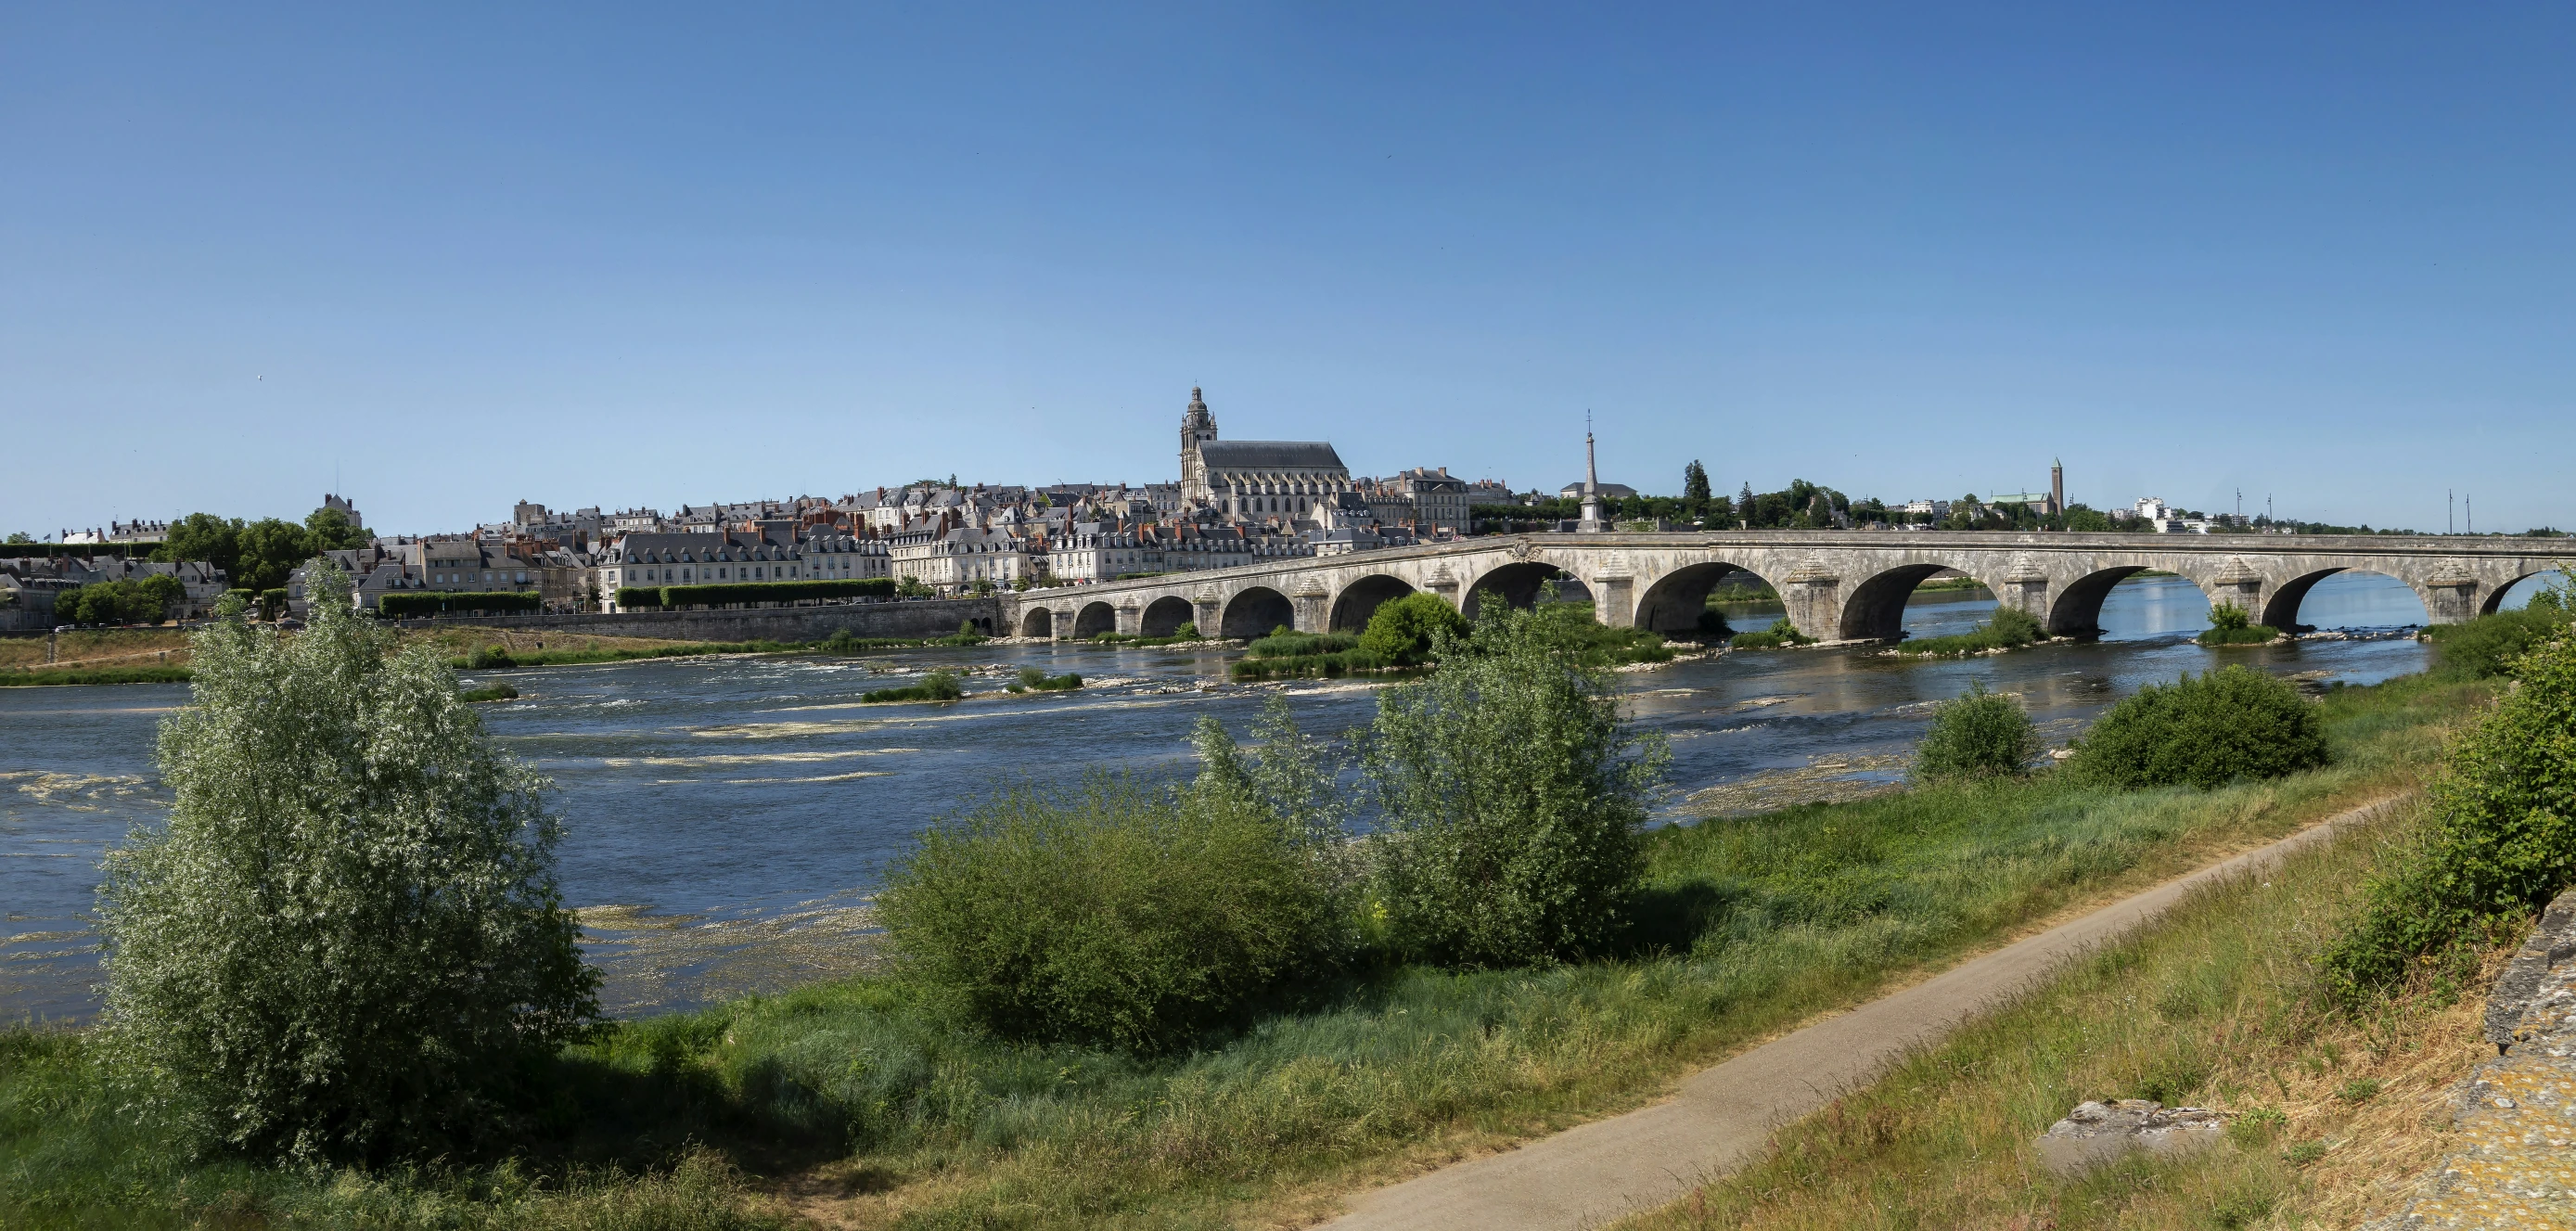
[1198, 441, 1347, 472]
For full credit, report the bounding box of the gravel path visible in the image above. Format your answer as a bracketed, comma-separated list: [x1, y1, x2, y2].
[1322, 795, 2410, 1231]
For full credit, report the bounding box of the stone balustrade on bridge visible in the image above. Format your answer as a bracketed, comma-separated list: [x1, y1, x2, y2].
[997, 532, 2567, 644]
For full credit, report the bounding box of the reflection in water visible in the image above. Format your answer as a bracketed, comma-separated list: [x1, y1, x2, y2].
[1, 572, 2436, 1020]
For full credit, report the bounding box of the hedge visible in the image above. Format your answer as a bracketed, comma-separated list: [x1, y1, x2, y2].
[654, 578, 896, 608]
[377, 590, 544, 618]
[615, 586, 663, 609]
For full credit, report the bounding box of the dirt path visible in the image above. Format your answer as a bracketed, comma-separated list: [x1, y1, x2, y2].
[1319, 795, 2410, 1231]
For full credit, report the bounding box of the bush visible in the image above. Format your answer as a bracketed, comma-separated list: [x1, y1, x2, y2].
[2325, 634, 2576, 1002]
[93, 566, 597, 1162]
[2209, 601, 2251, 631]
[459, 682, 519, 703]
[1009, 667, 1083, 693]
[378, 590, 542, 618]
[862, 670, 964, 703]
[2070, 665, 2327, 790]
[1247, 629, 1359, 659]
[1913, 681, 2037, 780]
[464, 643, 516, 670]
[1360, 603, 1670, 966]
[1889, 606, 2047, 656]
[54, 575, 184, 625]
[1731, 618, 1813, 649]
[2425, 603, 2572, 679]
[615, 585, 663, 609]
[2195, 601, 2281, 646]
[1358, 593, 1470, 665]
[878, 772, 1339, 1051]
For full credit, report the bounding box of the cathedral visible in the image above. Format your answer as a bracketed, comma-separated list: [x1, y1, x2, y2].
[1175, 387, 1352, 522]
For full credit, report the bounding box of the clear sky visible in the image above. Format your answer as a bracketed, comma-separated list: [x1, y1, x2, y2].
[5, 4, 2570, 536]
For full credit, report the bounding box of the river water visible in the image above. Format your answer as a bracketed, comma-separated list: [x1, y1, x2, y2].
[0, 571, 2543, 1020]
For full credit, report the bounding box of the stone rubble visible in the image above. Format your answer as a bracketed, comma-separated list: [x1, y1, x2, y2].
[2032, 1099, 2227, 1176]
[2368, 887, 2576, 1229]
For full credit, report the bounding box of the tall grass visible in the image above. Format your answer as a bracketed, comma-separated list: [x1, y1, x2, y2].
[1623, 796, 2490, 1231]
[0, 673, 2487, 1227]
[1888, 606, 2046, 656]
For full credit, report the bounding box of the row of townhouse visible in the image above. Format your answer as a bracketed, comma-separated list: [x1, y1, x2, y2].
[0, 556, 231, 630]
[595, 531, 893, 609]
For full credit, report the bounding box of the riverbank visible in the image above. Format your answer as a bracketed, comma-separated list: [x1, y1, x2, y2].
[0, 669, 2490, 1228]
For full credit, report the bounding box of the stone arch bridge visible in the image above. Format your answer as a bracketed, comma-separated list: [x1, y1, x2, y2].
[1000, 532, 2565, 643]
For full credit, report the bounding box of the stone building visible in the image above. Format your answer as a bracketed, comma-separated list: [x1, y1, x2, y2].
[1173, 387, 1353, 524]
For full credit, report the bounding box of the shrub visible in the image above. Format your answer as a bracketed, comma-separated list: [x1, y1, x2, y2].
[2070, 665, 2327, 790]
[614, 585, 663, 609]
[2196, 601, 2282, 646]
[93, 566, 597, 1162]
[1358, 593, 1470, 665]
[1889, 606, 2047, 656]
[1913, 681, 2037, 780]
[1009, 667, 1083, 693]
[2209, 602, 2251, 631]
[54, 576, 183, 625]
[2324, 635, 2576, 1002]
[459, 682, 520, 703]
[464, 643, 516, 670]
[1360, 603, 1670, 966]
[1732, 618, 1813, 649]
[1248, 630, 1359, 659]
[862, 670, 964, 703]
[877, 773, 1339, 1051]
[2425, 603, 2572, 679]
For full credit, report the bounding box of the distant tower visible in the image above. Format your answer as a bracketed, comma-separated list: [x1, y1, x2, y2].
[2050, 458, 2064, 519]
[1578, 414, 1606, 533]
[1178, 387, 1220, 506]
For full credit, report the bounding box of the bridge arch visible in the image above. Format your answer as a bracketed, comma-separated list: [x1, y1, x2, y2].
[1140, 595, 1195, 637]
[1835, 563, 2006, 642]
[1462, 561, 1572, 618]
[2485, 570, 2569, 615]
[2046, 566, 2150, 637]
[1329, 575, 1416, 633]
[1634, 560, 1770, 635]
[2261, 569, 2430, 631]
[1220, 586, 1295, 639]
[1018, 607, 1052, 638]
[1072, 601, 1118, 639]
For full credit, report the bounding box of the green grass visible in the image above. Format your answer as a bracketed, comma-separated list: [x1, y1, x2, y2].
[458, 682, 521, 703]
[1731, 619, 1814, 649]
[0, 666, 194, 687]
[2197, 624, 2285, 646]
[0, 672, 2483, 1228]
[1084, 632, 1208, 648]
[1621, 778, 2487, 1230]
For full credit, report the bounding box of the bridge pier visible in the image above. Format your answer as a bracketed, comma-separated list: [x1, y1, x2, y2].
[1193, 590, 1223, 638]
[2426, 571, 2480, 624]
[1292, 581, 1330, 634]
[1781, 557, 1842, 642]
[1114, 601, 1143, 636]
[1589, 570, 1634, 628]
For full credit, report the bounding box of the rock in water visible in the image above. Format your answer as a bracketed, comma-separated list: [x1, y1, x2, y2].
[2033, 1099, 2226, 1176]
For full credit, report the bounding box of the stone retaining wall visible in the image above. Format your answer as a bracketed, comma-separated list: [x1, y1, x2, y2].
[386, 597, 1002, 644]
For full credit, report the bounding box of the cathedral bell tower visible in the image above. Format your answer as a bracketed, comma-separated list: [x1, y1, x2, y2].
[1179, 386, 1220, 506]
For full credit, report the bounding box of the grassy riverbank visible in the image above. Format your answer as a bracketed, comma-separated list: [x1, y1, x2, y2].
[0, 671, 2488, 1228]
[1622, 792, 2487, 1231]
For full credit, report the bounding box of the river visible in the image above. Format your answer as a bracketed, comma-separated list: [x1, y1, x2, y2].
[1, 571, 2544, 1021]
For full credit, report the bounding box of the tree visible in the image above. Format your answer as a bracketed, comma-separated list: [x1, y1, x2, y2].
[96, 566, 598, 1162]
[303, 507, 369, 552]
[154, 513, 244, 577]
[1357, 592, 1470, 665]
[4, 532, 32, 545]
[1682, 460, 1711, 505]
[1361, 603, 1670, 967]
[232, 518, 313, 592]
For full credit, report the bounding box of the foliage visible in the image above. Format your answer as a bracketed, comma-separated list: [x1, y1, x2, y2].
[655, 578, 895, 608]
[1248, 629, 1359, 658]
[0, 673, 2482, 1226]
[0, 666, 195, 686]
[302, 507, 369, 552]
[1683, 459, 1712, 504]
[1889, 606, 2047, 656]
[2324, 635, 2576, 1002]
[877, 773, 1340, 1051]
[2071, 665, 2328, 790]
[1732, 618, 1814, 649]
[1361, 603, 1670, 966]
[1008, 667, 1083, 693]
[862, 670, 964, 703]
[1358, 592, 1470, 664]
[2195, 600, 2283, 646]
[2210, 601, 2251, 631]
[1174, 622, 1199, 639]
[2062, 503, 2116, 532]
[459, 682, 520, 703]
[55, 574, 186, 625]
[2424, 598, 2572, 679]
[615, 585, 662, 609]
[378, 589, 543, 618]
[93, 566, 597, 1163]
[465, 643, 518, 669]
[3, 531, 32, 545]
[1913, 681, 2038, 780]
[895, 575, 933, 598]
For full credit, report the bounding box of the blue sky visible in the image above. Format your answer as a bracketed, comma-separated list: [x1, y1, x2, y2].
[5, 5, 2570, 535]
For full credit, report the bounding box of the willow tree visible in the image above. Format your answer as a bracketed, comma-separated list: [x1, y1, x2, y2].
[96, 566, 597, 1161]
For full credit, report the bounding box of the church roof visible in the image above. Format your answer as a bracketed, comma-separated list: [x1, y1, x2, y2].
[1199, 440, 1347, 471]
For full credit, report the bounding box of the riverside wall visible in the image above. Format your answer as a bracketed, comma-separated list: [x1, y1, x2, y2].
[386, 597, 1002, 644]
